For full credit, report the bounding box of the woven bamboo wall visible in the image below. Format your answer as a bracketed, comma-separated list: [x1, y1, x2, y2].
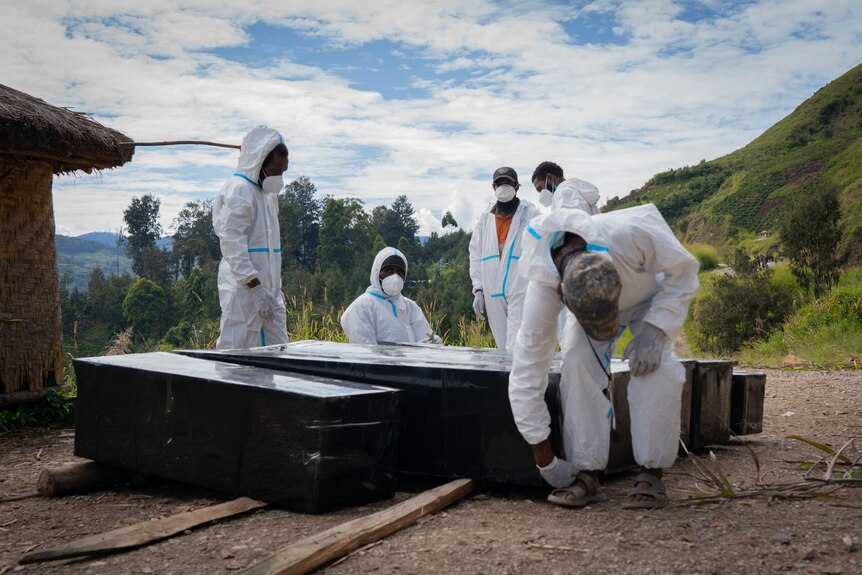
[0, 157, 64, 396]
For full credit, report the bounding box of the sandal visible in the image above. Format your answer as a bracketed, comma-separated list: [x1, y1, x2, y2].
[547, 472, 609, 508]
[622, 472, 668, 509]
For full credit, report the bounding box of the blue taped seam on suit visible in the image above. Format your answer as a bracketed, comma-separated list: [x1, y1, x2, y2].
[499, 215, 527, 305]
[368, 291, 398, 317]
[233, 173, 261, 187]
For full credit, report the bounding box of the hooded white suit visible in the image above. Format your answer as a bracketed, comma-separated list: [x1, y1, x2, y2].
[213, 127, 288, 349]
[468, 199, 538, 350]
[509, 204, 699, 471]
[340, 247, 434, 345]
[549, 178, 601, 214]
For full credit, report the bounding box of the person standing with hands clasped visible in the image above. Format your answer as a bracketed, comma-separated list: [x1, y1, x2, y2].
[509, 202, 699, 509]
[213, 127, 289, 349]
[469, 167, 538, 350]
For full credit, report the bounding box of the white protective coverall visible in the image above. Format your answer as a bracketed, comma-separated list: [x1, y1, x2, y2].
[213, 127, 288, 349]
[340, 247, 434, 344]
[509, 203, 699, 471]
[550, 178, 601, 214]
[468, 200, 538, 350]
[549, 178, 602, 341]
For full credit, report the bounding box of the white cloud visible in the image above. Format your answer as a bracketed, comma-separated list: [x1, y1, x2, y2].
[1, 0, 860, 237]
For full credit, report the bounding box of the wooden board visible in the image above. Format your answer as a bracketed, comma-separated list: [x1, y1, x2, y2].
[242, 479, 475, 575]
[20, 497, 267, 564]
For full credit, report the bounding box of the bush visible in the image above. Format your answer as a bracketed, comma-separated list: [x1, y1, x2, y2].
[686, 243, 720, 272]
[740, 268, 862, 366]
[690, 265, 795, 355]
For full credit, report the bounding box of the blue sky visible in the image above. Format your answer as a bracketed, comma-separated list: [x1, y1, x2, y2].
[1, 0, 860, 236]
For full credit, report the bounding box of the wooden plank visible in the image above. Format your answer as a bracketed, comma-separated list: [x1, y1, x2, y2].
[242, 479, 475, 575]
[19, 497, 267, 564]
[37, 461, 131, 497]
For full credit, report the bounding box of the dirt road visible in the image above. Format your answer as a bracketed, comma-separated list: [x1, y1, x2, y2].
[2, 368, 861, 574]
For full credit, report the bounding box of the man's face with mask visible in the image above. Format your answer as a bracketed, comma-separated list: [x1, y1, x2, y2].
[533, 174, 560, 194]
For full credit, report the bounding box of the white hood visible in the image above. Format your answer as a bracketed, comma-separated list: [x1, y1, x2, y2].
[368, 247, 408, 294]
[553, 178, 601, 214]
[235, 127, 285, 183]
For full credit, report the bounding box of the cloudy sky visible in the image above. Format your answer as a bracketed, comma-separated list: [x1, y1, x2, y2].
[2, 1, 861, 236]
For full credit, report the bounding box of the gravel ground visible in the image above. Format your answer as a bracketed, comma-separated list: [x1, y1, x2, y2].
[2, 367, 861, 575]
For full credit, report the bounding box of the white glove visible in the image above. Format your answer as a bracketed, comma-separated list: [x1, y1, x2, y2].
[623, 322, 667, 377]
[472, 290, 485, 321]
[420, 332, 443, 345]
[537, 456, 579, 489]
[250, 284, 277, 322]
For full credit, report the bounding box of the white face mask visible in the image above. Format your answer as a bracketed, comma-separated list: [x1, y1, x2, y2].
[261, 175, 283, 195]
[539, 189, 554, 207]
[494, 184, 517, 202]
[380, 274, 404, 297]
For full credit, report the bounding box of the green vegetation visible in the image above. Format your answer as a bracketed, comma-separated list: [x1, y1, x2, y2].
[689, 251, 796, 355]
[605, 62, 862, 264]
[740, 267, 862, 367]
[0, 364, 77, 432]
[57, 181, 494, 367]
[685, 243, 720, 272]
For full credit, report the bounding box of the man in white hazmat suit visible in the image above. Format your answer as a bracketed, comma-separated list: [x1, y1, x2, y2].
[531, 161, 600, 214]
[341, 247, 441, 345]
[213, 127, 289, 349]
[469, 167, 538, 350]
[509, 202, 699, 509]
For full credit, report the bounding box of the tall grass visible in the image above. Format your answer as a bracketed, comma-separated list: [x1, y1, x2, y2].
[740, 267, 862, 366]
[685, 243, 721, 272]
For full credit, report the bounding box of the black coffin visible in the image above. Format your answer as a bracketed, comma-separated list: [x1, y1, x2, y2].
[689, 360, 733, 449]
[73, 353, 400, 513]
[731, 371, 766, 435]
[177, 342, 633, 486]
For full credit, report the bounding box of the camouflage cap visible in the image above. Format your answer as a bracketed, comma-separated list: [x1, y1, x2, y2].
[561, 251, 622, 341]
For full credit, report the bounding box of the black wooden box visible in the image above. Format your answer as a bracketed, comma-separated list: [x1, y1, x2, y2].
[74, 352, 400, 513]
[178, 342, 635, 485]
[731, 371, 766, 435]
[689, 360, 733, 448]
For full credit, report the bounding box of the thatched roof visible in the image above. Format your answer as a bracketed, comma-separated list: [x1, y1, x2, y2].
[0, 84, 134, 174]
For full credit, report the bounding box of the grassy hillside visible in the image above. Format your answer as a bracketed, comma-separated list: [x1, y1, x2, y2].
[606, 62, 862, 261]
[56, 235, 132, 291]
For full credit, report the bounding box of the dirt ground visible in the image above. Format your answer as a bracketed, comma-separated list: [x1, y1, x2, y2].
[2, 367, 861, 575]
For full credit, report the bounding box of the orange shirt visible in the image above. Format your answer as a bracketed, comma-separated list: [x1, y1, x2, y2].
[495, 213, 514, 256]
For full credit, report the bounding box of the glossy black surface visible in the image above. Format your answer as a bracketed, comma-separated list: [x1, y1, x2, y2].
[74, 352, 400, 513]
[178, 341, 632, 485]
[689, 360, 733, 449]
[731, 372, 766, 435]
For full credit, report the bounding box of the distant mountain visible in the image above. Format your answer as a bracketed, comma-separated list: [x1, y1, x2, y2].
[606, 61, 862, 262]
[56, 234, 132, 291]
[77, 231, 173, 251]
[78, 231, 122, 246]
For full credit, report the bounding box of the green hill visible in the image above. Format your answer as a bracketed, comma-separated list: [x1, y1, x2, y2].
[606, 61, 862, 261]
[56, 234, 132, 291]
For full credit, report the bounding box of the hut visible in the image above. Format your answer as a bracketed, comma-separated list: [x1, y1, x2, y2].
[0, 84, 134, 406]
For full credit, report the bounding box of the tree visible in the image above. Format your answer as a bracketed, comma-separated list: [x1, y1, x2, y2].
[123, 278, 168, 341]
[172, 200, 220, 278]
[442, 211, 458, 228]
[279, 176, 322, 272]
[318, 197, 375, 272]
[372, 195, 420, 247]
[778, 183, 843, 298]
[114, 226, 127, 275]
[123, 194, 163, 276]
[86, 267, 135, 332]
[690, 248, 794, 354]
